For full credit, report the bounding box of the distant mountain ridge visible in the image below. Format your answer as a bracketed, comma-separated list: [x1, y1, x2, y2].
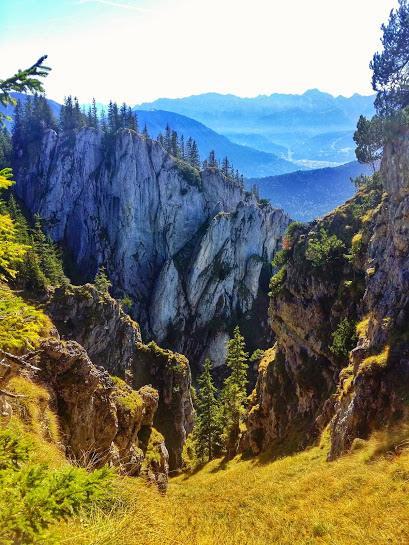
[249, 161, 374, 221]
[137, 89, 375, 165]
[134, 109, 299, 177]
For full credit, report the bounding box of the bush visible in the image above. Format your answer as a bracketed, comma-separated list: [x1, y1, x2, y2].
[305, 228, 345, 269]
[0, 286, 51, 351]
[272, 249, 289, 268]
[0, 427, 113, 545]
[269, 267, 286, 297]
[330, 318, 357, 358]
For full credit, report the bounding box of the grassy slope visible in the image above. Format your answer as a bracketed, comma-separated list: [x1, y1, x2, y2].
[54, 429, 409, 545]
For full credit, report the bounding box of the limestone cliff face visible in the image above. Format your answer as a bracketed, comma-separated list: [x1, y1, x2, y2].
[329, 136, 409, 458]
[243, 142, 409, 457]
[14, 128, 289, 366]
[47, 284, 194, 470]
[243, 192, 376, 454]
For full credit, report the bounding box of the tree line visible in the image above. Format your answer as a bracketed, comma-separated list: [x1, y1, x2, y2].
[10, 94, 244, 184]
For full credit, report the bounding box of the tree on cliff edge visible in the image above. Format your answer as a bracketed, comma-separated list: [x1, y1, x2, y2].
[371, 0, 409, 115]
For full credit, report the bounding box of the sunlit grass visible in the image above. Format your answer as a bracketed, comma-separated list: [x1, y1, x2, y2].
[53, 427, 409, 545]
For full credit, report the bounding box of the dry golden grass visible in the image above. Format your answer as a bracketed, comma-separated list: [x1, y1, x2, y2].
[53, 428, 409, 545]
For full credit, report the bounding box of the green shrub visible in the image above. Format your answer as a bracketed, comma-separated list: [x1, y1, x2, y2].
[174, 159, 201, 189]
[272, 249, 289, 268]
[258, 198, 270, 206]
[269, 267, 286, 297]
[285, 221, 306, 240]
[305, 228, 345, 268]
[0, 427, 113, 545]
[0, 286, 51, 351]
[0, 429, 31, 471]
[330, 318, 357, 358]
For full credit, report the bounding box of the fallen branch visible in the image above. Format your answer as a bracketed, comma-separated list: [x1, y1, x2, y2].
[0, 349, 41, 371]
[0, 389, 26, 398]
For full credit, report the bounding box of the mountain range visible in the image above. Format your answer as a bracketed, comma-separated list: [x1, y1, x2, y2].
[134, 109, 298, 177]
[137, 89, 375, 165]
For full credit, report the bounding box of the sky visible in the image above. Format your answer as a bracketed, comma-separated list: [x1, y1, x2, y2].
[0, 0, 399, 105]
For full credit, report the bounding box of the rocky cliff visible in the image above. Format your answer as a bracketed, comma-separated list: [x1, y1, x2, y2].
[1, 339, 169, 490]
[14, 127, 289, 367]
[244, 133, 409, 457]
[47, 283, 194, 470]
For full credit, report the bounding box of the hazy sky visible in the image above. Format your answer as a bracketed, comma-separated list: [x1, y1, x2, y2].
[0, 0, 399, 104]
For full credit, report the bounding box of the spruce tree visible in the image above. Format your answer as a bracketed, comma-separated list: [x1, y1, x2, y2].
[194, 358, 222, 462]
[190, 140, 200, 169]
[208, 150, 217, 168]
[94, 266, 111, 294]
[221, 326, 249, 449]
[32, 214, 66, 286]
[91, 98, 99, 128]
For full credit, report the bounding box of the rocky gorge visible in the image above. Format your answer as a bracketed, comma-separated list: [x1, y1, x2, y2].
[13, 127, 289, 369]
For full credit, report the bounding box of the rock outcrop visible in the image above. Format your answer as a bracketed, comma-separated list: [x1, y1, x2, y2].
[244, 188, 380, 455]
[5, 338, 169, 489]
[14, 128, 289, 367]
[47, 283, 194, 470]
[243, 135, 409, 457]
[329, 135, 409, 458]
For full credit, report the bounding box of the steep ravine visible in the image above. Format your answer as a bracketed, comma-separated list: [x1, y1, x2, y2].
[243, 133, 409, 458]
[14, 127, 289, 368]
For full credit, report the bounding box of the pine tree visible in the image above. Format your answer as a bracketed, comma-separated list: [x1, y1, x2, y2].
[60, 96, 85, 131]
[0, 127, 11, 169]
[94, 266, 111, 294]
[164, 124, 172, 152]
[0, 55, 51, 127]
[221, 156, 230, 176]
[221, 326, 249, 450]
[91, 98, 99, 128]
[142, 123, 149, 139]
[190, 140, 200, 169]
[208, 150, 217, 168]
[186, 137, 193, 162]
[194, 358, 222, 462]
[180, 134, 185, 160]
[170, 130, 179, 157]
[32, 214, 66, 286]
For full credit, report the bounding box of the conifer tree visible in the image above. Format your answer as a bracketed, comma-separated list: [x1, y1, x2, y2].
[91, 98, 99, 128]
[194, 358, 222, 462]
[142, 123, 149, 138]
[221, 156, 230, 176]
[0, 55, 51, 127]
[221, 326, 249, 448]
[0, 127, 11, 169]
[208, 150, 217, 168]
[186, 137, 193, 161]
[94, 266, 111, 294]
[32, 214, 66, 286]
[190, 140, 200, 169]
[164, 124, 172, 152]
[170, 130, 179, 157]
[180, 134, 185, 160]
